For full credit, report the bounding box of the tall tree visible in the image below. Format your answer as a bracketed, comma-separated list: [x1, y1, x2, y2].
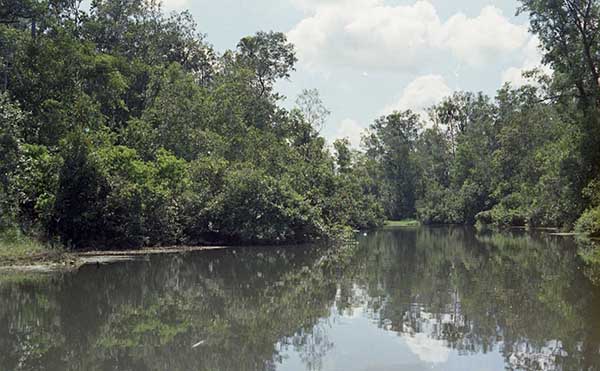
[236, 31, 297, 98]
[364, 110, 421, 219]
[296, 88, 330, 134]
[519, 0, 600, 106]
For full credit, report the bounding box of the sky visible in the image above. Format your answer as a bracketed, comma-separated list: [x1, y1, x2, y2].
[159, 0, 542, 147]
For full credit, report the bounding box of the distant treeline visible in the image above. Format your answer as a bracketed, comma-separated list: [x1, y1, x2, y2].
[0, 0, 599, 250]
[361, 0, 600, 236]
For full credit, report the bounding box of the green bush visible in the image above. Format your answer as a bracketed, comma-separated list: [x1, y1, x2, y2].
[0, 93, 24, 231]
[207, 167, 325, 244]
[575, 207, 600, 237]
[416, 182, 463, 225]
[14, 144, 60, 233]
[51, 133, 194, 249]
[52, 131, 110, 248]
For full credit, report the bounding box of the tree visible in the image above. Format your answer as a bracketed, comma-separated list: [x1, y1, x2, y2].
[333, 138, 352, 174]
[519, 0, 600, 106]
[428, 92, 490, 158]
[0, 93, 23, 229]
[364, 110, 421, 219]
[236, 31, 297, 98]
[51, 130, 108, 247]
[296, 88, 330, 134]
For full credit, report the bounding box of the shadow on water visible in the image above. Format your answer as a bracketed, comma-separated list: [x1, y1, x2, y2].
[1, 227, 599, 370]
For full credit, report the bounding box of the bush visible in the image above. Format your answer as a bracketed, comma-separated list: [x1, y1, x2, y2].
[321, 174, 385, 230]
[207, 167, 325, 244]
[0, 93, 24, 231]
[575, 207, 600, 237]
[475, 192, 528, 227]
[416, 182, 463, 225]
[13, 144, 60, 234]
[52, 131, 110, 248]
[51, 132, 194, 249]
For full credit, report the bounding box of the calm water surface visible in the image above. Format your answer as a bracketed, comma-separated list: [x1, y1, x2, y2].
[1, 227, 600, 371]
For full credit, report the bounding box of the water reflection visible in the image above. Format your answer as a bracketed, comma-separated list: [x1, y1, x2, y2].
[347, 227, 600, 370]
[1, 227, 599, 371]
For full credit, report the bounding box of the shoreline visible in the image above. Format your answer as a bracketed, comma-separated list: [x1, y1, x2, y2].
[0, 245, 235, 274]
[0, 227, 591, 274]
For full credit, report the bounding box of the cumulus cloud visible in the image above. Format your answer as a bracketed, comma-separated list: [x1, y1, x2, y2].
[383, 74, 452, 115]
[287, 1, 529, 71]
[331, 118, 366, 148]
[442, 6, 529, 66]
[161, 0, 189, 11]
[502, 36, 552, 87]
[288, 0, 440, 70]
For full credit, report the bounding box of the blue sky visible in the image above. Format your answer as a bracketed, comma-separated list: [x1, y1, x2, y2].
[161, 0, 540, 146]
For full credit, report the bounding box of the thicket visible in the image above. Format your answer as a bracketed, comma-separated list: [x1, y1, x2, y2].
[0, 0, 384, 249]
[363, 1, 600, 238]
[2, 0, 600, 251]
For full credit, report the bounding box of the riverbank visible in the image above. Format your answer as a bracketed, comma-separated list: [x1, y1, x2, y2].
[0, 224, 593, 274]
[0, 233, 72, 269]
[385, 220, 420, 227]
[0, 243, 239, 274]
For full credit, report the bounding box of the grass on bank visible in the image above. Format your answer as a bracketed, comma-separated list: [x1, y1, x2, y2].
[385, 220, 420, 227]
[0, 229, 64, 265]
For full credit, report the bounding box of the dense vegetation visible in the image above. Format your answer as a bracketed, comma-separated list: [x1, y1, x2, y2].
[0, 0, 383, 249]
[1, 0, 599, 253]
[362, 0, 600, 238]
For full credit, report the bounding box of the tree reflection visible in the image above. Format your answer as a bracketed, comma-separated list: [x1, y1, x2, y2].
[1, 228, 599, 371]
[352, 227, 600, 370]
[0, 245, 350, 371]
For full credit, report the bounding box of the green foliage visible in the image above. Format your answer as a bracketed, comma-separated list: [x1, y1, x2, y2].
[363, 110, 420, 220]
[416, 180, 463, 224]
[400, 84, 587, 229]
[0, 93, 23, 230]
[575, 207, 600, 237]
[236, 31, 297, 96]
[0, 1, 386, 249]
[14, 144, 59, 231]
[518, 0, 600, 106]
[575, 178, 600, 239]
[207, 168, 324, 244]
[333, 138, 352, 174]
[3, 0, 600, 252]
[52, 130, 108, 248]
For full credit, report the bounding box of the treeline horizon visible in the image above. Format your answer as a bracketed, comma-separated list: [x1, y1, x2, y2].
[0, 0, 599, 251]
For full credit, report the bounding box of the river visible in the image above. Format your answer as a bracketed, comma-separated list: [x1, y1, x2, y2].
[1, 226, 599, 370]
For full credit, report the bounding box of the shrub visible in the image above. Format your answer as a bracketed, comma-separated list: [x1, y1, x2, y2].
[575, 207, 600, 238]
[52, 131, 111, 248]
[207, 167, 325, 244]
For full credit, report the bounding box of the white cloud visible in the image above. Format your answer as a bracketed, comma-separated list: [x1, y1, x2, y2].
[502, 36, 552, 87]
[161, 0, 189, 11]
[331, 118, 365, 148]
[288, 0, 440, 70]
[383, 74, 452, 115]
[442, 6, 529, 66]
[290, 0, 376, 11]
[404, 333, 450, 364]
[288, 1, 529, 71]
